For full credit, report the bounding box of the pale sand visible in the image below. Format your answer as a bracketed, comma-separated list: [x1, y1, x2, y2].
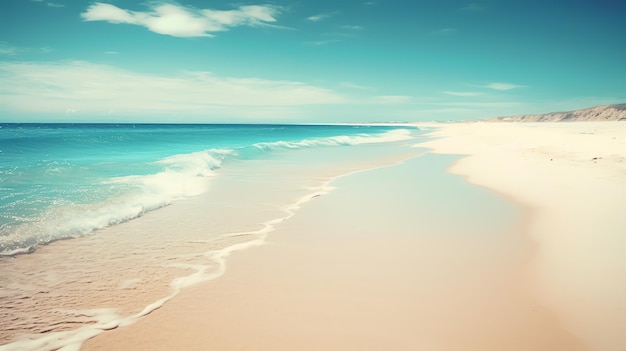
[417, 121, 626, 350]
[0, 144, 419, 350]
[83, 148, 585, 350]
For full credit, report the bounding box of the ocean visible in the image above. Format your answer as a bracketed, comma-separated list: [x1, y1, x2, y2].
[0, 123, 416, 256]
[0, 123, 423, 350]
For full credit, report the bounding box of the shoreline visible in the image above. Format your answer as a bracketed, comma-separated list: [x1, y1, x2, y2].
[0, 140, 423, 351]
[83, 146, 582, 350]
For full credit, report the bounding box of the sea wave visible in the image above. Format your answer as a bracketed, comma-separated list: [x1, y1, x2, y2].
[0, 128, 415, 256]
[252, 129, 413, 151]
[0, 149, 233, 256]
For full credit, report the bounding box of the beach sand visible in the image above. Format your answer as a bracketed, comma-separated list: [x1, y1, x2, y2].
[81, 122, 625, 350]
[418, 121, 626, 350]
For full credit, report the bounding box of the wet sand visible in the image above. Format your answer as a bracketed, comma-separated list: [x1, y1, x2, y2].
[83, 152, 583, 350]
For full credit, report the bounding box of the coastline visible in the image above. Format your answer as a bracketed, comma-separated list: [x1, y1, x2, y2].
[83, 145, 583, 350]
[416, 121, 626, 350]
[0, 136, 423, 351]
[5, 121, 624, 350]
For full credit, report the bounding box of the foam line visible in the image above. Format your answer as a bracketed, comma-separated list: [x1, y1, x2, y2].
[252, 129, 413, 151]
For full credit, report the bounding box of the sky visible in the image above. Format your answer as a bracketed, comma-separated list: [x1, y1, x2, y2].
[0, 0, 625, 123]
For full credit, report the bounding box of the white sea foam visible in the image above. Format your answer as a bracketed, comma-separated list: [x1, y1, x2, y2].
[0, 177, 337, 351]
[0, 149, 234, 256]
[115, 148, 234, 198]
[0, 129, 414, 256]
[253, 129, 413, 151]
[0, 129, 416, 256]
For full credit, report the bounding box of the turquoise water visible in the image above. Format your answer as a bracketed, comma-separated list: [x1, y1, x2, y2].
[0, 123, 417, 255]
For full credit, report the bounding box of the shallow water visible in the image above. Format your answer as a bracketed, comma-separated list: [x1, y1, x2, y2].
[0, 125, 423, 350]
[0, 123, 413, 255]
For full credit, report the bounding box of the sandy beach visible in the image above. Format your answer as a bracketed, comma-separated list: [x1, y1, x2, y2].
[418, 121, 626, 350]
[80, 122, 626, 350]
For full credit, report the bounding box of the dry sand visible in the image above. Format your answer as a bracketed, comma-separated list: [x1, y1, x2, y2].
[82, 121, 625, 351]
[418, 121, 626, 350]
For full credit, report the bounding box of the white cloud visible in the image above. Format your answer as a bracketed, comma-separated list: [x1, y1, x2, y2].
[0, 61, 346, 117]
[482, 82, 527, 91]
[442, 91, 482, 97]
[81, 2, 282, 38]
[341, 25, 363, 30]
[307, 12, 337, 22]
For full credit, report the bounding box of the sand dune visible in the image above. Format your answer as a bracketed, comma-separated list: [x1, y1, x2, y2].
[490, 103, 626, 122]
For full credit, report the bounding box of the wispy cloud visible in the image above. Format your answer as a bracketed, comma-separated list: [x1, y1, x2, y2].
[0, 61, 345, 117]
[375, 95, 413, 104]
[481, 82, 528, 91]
[306, 24, 363, 46]
[305, 39, 340, 46]
[0, 43, 51, 56]
[394, 101, 527, 121]
[307, 12, 338, 22]
[81, 2, 283, 38]
[442, 91, 482, 97]
[0, 44, 19, 56]
[339, 82, 374, 90]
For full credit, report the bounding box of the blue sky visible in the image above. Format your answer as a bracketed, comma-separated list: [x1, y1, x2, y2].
[1, 0, 625, 122]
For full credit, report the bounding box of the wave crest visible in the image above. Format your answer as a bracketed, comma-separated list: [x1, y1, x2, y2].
[0, 149, 234, 256]
[253, 129, 412, 151]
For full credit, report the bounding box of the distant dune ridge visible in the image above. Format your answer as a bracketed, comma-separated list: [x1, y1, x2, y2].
[491, 103, 626, 122]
